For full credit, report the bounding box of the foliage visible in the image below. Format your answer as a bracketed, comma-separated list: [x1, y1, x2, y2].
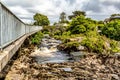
[63, 41, 80, 52]
[85, 31, 98, 37]
[44, 24, 70, 37]
[54, 32, 70, 41]
[111, 14, 120, 17]
[65, 41, 79, 47]
[53, 22, 57, 25]
[42, 26, 50, 34]
[68, 10, 86, 20]
[59, 12, 68, 23]
[34, 13, 50, 26]
[31, 31, 43, 45]
[54, 30, 61, 36]
[110, 40, 120, 53]
[98, 24, 105, 30]
[71, 25, 86, 34]
[81, 36, 104, 53]
[62, 31, 71, 36]
[101, 21, 120, 41]
[42, 26, 56, 35]
[40, 11, 120, 55]
[68, 16, 97, 34]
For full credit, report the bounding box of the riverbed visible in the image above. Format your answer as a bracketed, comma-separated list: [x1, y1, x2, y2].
[1, 35, 120, 80]
[30, 35, 73, 63]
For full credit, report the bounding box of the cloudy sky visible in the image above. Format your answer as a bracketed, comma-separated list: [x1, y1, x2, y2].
[1, 0, 120, 24]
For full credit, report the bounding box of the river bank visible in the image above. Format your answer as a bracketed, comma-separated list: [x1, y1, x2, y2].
[2, 36, 119, 80]
[5, 47, 120, 80]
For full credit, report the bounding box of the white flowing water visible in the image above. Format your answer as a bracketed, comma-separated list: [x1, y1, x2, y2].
[31, 35, 73, 63]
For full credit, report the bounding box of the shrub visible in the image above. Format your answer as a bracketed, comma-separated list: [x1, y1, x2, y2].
[54, 30, 61, 36]
[62, 31, 71, 36]
[64, 41, 80, 52]
[71, 25, 86, 34]
[101, 21, 120, 41]
[81, 37, 104, 53]
[85, 31, 98, 37]
[98, 24, 104, 30]
[31, 31, 43, 45]
[68, 16, 97, 34]
[110, 40, 120, 53]
[65, 41, 80, 47]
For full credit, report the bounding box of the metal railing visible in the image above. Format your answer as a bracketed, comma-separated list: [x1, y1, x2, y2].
[0, 2, 42, 49]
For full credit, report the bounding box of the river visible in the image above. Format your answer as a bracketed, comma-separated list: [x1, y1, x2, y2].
[30, 35, 73, 63]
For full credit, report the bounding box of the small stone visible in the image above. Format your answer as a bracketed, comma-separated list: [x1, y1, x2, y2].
[33, 70, 40, 75]
[59, 68, 72, 72]
[114, 53, 120, 57]
[77, 46, 85, 51]
[111, 74, 119, 80]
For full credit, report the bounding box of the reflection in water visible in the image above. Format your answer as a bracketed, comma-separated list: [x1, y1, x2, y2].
[31, 36, 73, 63]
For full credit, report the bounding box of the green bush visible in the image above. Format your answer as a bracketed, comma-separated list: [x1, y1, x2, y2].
[102, 21, 120, 41]
[42, 26, 56, 35]
[64, 41, 80, 52]
[54, 30, 61, 35]
[110, 40, 120, 53]
[62, 31, 71, 36]
[31, 31, 43, 45]
[71, 25, 86, 34]
[85, 31, 98, 37]
[98, 24, 104, 30]
[81, 37, 104, 53]
[68, 16, 97, 34]
[65, 41, 79, 47]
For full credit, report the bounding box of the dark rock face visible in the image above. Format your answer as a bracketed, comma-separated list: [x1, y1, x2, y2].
[4, 46, 120, 80]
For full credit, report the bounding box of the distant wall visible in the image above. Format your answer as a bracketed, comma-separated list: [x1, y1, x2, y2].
[0, 2, 42, 49]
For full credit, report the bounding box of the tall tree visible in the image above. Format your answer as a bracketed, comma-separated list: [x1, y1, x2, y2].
[68, 16, 96, 34]
[102, 20, 120, 41]
[59, 12, 67, 23]
[34, 13, 50, 26]
[68, 10, 86, 20]
[111, 14, 120, 17]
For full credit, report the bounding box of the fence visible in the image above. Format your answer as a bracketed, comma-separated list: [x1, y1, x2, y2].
[0, 2, 42, 49]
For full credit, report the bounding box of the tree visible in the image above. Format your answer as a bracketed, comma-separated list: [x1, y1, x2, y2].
[111, 14, 120, 17]
[68, 16, 96, 34]
[53, 22, 57, 25]
[68, 10, 86, 20]
[33, 13, 50, 26]
[59, 12, 67, 23]
[101, 20, 120, 41]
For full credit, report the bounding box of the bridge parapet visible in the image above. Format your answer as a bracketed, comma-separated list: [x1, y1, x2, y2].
[0, 2, 42, 49]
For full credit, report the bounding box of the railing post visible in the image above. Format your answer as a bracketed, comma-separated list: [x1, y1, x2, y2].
[0, 2, 2, 50]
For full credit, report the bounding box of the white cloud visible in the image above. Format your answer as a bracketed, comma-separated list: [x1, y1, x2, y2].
[9, 6, 29, 15]
[1, 0, 120, 24]
[100, 0, 120, 2]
